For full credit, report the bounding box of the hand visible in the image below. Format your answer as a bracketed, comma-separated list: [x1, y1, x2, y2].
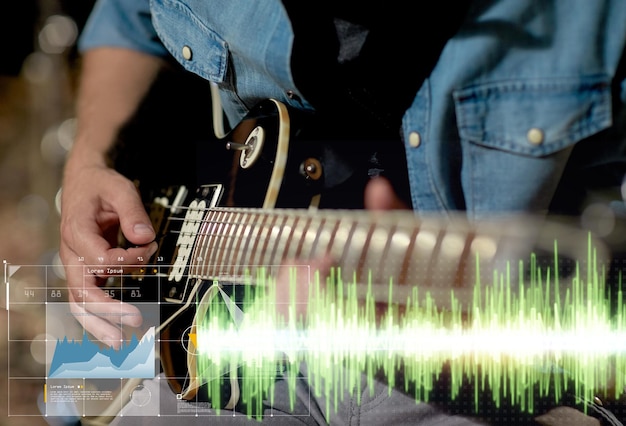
[274, 176, 408, 321]
[60, 163, 157, 348]
[364, 176, 409, 210]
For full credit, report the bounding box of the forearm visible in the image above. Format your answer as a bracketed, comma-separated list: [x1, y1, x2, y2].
[66, 47, 165, 172]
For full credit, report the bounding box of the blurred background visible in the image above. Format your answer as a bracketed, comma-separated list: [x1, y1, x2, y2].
[1, 1, 95, 424]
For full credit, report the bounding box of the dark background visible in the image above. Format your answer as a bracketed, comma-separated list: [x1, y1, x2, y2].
[0, 1, 94, 424]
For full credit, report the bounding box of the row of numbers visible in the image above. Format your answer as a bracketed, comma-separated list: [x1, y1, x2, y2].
[19, 287, 144, 302]
[76, 256, 166, 263]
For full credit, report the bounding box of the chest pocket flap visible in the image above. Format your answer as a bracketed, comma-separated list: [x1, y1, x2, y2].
[454, 75, 612, 157]
[152, 0, 228, 83]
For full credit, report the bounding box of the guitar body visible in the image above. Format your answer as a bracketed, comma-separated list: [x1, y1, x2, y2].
[125, 98, 412, 408]
[204, 98, 410, 210]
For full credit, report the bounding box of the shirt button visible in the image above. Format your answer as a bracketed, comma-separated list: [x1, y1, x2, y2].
[182, 45, 193, 61]
[527, 128, 544, 145]
[408, 131, 421, 148]
[286, 90, 301, 103]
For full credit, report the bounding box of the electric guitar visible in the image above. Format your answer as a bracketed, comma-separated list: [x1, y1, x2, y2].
[102, 99, 615, 422]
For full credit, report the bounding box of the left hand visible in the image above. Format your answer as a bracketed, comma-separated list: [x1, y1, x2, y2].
[274, 176, 409, 321]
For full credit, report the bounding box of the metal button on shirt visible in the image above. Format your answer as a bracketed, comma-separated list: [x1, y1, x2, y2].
[526, 127, 544, 145]
[409, 131, 421, 148]
[182, 45, 192, 60]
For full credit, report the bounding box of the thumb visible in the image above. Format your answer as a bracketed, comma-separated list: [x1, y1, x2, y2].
[107, 181, 155, 245]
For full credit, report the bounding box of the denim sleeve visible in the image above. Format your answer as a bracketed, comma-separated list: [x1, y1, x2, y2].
[78, 0, 169, 57]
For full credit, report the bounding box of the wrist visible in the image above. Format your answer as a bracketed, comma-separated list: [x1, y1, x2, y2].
[63, 149, 110, 181]
[64, 131, 114, 167]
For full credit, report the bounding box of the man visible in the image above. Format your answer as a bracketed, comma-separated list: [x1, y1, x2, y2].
[60, 1, 626, 424]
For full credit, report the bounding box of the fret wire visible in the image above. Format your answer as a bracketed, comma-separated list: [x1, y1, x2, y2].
[262, 214, 287, 268]
[334, 218, 358, 283]
[398, 226, 420, 286]
[251, 213, 279, 268]
[231, 213, 255, 279]
[284, 215, 310, 261]
[269, 213, 298, 266]
[341, 222, 374, 283]
[384, 226, 412, 287]
[297, 216, 323, 260]
[203, 210, 228, 278]
[212, 211, 236, 276]
[364, 222, 390, 284]
[415, 226, 442, 287]
[434, 226, 468, 287]
[307, 217, 328, 258]
[263, 214, 281, 268]
[240, 212, 267, 275]
[357, 221, 382, 284]
[221, 211, 243, 278]
[312, 218, 341, 259]
[353, 220, 376, 285]
[450, 231, 474, 289]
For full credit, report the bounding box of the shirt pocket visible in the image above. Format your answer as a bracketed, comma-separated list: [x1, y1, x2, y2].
[151, 0, 228, 83]
[453, 75, 612, 157]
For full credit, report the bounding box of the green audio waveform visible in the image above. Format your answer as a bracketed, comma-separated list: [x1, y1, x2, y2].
[193, 237, 626, 420]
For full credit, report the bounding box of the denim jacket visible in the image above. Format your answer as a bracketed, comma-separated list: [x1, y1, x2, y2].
[80, 0, 626, 218]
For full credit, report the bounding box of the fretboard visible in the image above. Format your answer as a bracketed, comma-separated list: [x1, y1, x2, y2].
[169, 207, 568, 307]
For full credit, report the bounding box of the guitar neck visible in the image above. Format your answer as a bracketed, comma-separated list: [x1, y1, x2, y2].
[187, 207, 422, 284]
[167, 206, 584, 308]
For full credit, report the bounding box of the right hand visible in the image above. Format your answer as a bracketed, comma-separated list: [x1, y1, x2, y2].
[60, 161, 157, 349]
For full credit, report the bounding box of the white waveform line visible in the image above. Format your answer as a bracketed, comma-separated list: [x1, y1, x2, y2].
[196, 324, 626, 359]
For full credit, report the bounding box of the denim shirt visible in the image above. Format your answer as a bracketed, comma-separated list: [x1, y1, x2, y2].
[79, 0, 626, 218]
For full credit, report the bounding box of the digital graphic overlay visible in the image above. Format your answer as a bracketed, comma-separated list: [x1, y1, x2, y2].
[4, 262, 159, 419]
[3, 236, 626, 421]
